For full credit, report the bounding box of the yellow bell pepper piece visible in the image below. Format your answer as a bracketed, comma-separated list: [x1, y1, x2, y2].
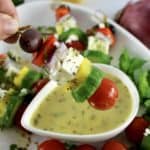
[75, 58, 91, 83]
[14, 67, 29, 87]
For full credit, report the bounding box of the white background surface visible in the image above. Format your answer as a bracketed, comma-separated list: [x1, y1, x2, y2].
[24, 0, 131, 19]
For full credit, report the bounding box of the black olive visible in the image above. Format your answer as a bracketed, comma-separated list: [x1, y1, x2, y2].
[19, 28, 43, 53]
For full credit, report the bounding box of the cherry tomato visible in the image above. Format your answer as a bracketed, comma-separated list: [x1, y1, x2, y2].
[75, 144, 96, 150]
[101, 140, 127, 150]
[38, 139, 66, 150]
[32, 78, 49, 94]
[0, 54, 7, 61]
[97, 27, 115, 46]
[88, 78, 118, 110]
[125, 117, 150, 144]
[32, 35, 56, 66]
[66, 41, 86, 51]
[55, 5, 70, 21]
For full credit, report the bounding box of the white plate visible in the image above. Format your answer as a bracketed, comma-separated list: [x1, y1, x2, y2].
[0, 1, 150, 149]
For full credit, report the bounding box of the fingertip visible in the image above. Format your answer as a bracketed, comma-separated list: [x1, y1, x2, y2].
[0, 14, 19, 40]
[5, 18, 19, 34]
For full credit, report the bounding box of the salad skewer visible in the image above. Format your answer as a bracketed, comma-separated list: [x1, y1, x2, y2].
[0, 4, 118, 130]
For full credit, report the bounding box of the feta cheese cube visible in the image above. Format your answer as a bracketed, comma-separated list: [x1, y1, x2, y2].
[56, 15, 77, 35]
[5, 62, 19, 76]
[144, 128, 150, 136]
[88, 36, 110, 54]
[66, 34, 79, 43]
[48, 43, 84, 83]
[0, 88, 7, 99]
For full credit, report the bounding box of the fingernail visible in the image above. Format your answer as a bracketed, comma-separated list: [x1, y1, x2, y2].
[4, 18, 18, 35]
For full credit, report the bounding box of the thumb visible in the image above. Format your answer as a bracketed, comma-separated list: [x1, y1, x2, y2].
[0, 13, 19, 40]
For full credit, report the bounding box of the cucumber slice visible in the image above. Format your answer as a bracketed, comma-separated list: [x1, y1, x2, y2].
[128, 58, 145, 77]
[59, 28, 88, 45]
[138, 71, 150, 99]
[141, 134, 150, 150]
[72, 66, 104, 102]
[82, 50, 112, 64]
[119, 50, 131, 73]
[0, 91, 24, 128]
[21, 70, 43, 89]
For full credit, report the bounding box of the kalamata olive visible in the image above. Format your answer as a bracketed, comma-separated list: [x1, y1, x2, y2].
[19, 28, 43, 53]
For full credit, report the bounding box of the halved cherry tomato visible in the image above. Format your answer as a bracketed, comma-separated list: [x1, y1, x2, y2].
[32, 35, 56, 66]
[66, 41, 86, 52]
[97, 27, 115, 46]
[101, 140, 127, 150]
[38, 139, 66, 150]
[125, 117, 150, 144]
[88, 78, 118, 110]
[75, 144, 96, 150]
[32, 78, 49, 94]
[55, 5, 70, 21]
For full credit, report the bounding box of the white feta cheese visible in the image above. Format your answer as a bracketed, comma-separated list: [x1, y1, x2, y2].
[5, 62, 19, 76]
[54, 34, 59, 39]
[66, 34, 79, 43]
[99, 23, 105, 28]
[0, 88, 7, 99]
[48, 43, 84, 83]
[144, 128, 150, 136]
[56, 15, 77, 35]
[88, 36, 110, 54]
[4, 57, 19, 77]
[20, 88, 28, 97]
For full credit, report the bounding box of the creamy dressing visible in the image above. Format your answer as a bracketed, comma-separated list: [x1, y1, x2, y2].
[31, 74, 132, 135]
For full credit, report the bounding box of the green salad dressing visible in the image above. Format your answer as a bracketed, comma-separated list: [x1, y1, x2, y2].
[31, 74, 132, 135]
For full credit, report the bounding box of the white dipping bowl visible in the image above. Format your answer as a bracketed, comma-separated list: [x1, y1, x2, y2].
[21, 64, 139, 143]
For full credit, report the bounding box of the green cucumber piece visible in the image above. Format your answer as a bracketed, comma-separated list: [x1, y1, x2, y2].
[10, 144, 27, 150]
[128, 58, 145, 77]
[138, 71, 150, 99]
[144, 100, 150, 121]
[21, 70, 43, 89]
[140, 134, 150, 150]
[119, 50, 131, 73]
[82, 50, 112, 64]
[59, 28, 88, 45]
[72, 66, 104, 102]
[0, 91, 24, 128]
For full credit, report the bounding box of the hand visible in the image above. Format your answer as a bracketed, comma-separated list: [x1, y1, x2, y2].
[0, 0, 19, 40]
